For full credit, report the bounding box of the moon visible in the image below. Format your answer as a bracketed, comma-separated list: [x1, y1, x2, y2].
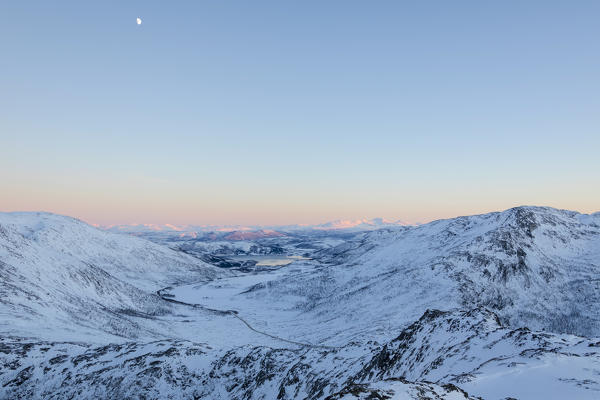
[136, 17, 142, 25]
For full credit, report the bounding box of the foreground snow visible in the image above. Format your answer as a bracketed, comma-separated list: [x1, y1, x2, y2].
[1, 309, 598, 399]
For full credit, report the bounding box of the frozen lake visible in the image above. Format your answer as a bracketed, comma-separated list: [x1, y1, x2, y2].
[225, 254, 311, 266]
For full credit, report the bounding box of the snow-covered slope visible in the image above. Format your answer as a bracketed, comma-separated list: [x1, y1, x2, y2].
[323, 206, 600, 336]
[0, 212, 226, 341]
[1, 308, 598, 399]
[222, 206, 600, 344]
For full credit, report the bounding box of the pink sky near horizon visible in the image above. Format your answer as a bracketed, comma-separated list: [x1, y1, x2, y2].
[2, 192, 598, 227]
[2, 1, 599, 230]
[2, 166, 598, 226]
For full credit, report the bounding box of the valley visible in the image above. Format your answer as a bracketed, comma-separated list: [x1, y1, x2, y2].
[1, 207, 599, 399]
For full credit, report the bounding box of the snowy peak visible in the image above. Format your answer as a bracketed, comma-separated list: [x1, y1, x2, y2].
[100, 217, 412, 237]
[313, 217, 409, 231]
[312, 205, 600, 338]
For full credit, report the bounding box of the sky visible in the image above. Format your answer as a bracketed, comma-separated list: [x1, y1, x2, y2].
[1, 1, 599, 225]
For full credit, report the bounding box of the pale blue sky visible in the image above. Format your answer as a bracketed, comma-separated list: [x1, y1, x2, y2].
[1, 1, 598, 224]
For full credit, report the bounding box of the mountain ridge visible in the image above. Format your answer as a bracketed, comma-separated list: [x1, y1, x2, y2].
[0, 211, 228, 341]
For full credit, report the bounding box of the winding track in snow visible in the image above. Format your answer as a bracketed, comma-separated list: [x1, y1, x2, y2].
[157, 287, 337, 350]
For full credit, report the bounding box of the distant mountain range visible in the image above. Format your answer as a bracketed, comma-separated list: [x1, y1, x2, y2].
[99, 217, 412, 238]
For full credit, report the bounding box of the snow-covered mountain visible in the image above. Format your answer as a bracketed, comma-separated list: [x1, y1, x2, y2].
[0, 212, 226, 341]
[311, 206, 600, 337]
[102, 217, 409, 237]
[207, 206, 600, 345]
[311, 217, 409, 231]
[100, 217, 408, 265]
[1, 206, 599, 399]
